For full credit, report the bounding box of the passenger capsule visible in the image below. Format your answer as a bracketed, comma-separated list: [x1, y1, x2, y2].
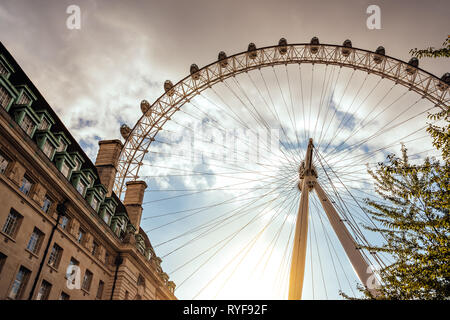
[310, 37, 320, 54]
[120, 124, 131, 139]
[441, 72, 450, 84]
[437, 72, 450, 91]
[375, 46, 385, 55]
[341, 39, 352, 57]
[247, 43, 257, 59]
[140, 100, 150, 114]
[373, 46, 385, 64]
[278, 38, 288, 55]
[164, 80, 174, 96]
[190, 64, 200, 80]
[218, 51, 228, 68]
[405, 57, 419, 75]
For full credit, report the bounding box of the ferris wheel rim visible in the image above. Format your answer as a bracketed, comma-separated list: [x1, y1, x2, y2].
[114, 41, 449, 198]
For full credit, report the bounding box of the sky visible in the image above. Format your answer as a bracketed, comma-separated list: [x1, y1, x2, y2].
[0, 0, 448, 156]
[0, 0, 449, 300]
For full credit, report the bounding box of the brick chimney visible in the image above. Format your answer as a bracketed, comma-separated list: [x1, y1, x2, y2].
[95, 140, 123, 196]
[123, 180, 147, 232]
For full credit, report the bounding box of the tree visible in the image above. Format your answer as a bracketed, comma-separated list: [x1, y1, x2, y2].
[342, 40, 449, 300]
[361, 142, 448, 299]
[410, 37, 450, 59]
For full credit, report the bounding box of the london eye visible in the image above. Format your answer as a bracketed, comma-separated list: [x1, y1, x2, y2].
[114, 38, 449, 299]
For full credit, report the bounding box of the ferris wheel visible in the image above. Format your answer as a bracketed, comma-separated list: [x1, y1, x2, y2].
[115, 38, 449, 299]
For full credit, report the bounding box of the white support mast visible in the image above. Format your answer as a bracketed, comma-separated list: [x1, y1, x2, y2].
[288, 139, 314, 300]
[288, 138, 379, 300]
[313, 182, 379, 297]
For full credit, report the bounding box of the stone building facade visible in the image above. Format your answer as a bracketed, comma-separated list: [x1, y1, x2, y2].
[0, 42, 176, 300]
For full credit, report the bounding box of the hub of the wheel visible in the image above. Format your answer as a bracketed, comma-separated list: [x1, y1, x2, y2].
[297, 138, 318, 192]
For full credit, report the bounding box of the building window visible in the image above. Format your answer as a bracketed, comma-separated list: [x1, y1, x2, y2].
[0, 63, 7, 76]
[60, 162, 71, 178]
[0, 86, 12, 109]
[87, 176, 93, 187]
[0, 252, 6, 274]
[42, 140, 54, 159]
[42, 195, 52, 213]
[19, 175, 33, 195]
[77, 228, 86, 244]
[82, 270, 93, 291]
[38, 118, 50, 131]
[60, 215, 71, 230]
[104, 251, 110, 265]
[0, 153, 9, 174]
[96, 280, 104, 299]
[36, 280, 51, 300]
[8, 266, 31, 299]
[91, 197, 99, 211]
[114, 221, 124, 237]
[59, 292, 70, 300]
[102, 212, 111, 225]
[2, 209, 23, 238]
[92, 241, 99, 256]
[20, 114, 34, 137]
[17, 93, 30, 105]
[124, 291, 129, 300]
[73, 158, 81, 171]
[27, 227, 45, 254]
[48, 243, 63, 269]
[76, 181, 86, 196]
[57, 141, 67, 153]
